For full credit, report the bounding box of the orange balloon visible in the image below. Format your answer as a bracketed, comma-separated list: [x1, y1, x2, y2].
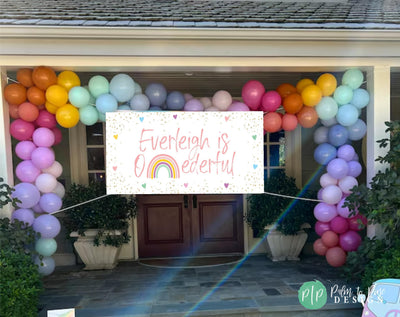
[9, 104, 19, 119]
[325, 246, 347, 267]
[283, 93, 303, 114]
[45, 101, 59, 114]
[27, 86, 45, 106]
[57, 70, 81, 91]
[32, 66, 57, 90]
[297, 106, 318, 128]
[316, 73, 337, 96]
[276, 83, 297, 99]
[301, 84, 322, 107]
[321, 230, 339, 248]
[18, 102, 39, 122]
[17, 68, 34, 88]
[263, 112, 282, 133]
[313, 238, 328, 256]
[4, 83, 26, 105]
[296, 78, 314, 93]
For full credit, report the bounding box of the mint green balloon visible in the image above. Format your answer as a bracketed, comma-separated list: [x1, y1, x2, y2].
[79, 105, 99, 126]
[35, 238, 57, 257]
[69, 86, 90, 108]
[316, 97, 338, 120]
[342, 68, 364, 89]
[334, 85, 353, 105]
[98, 111, 106, 122]
[84, 86, 96, 105]
[88, 75, 109, 98]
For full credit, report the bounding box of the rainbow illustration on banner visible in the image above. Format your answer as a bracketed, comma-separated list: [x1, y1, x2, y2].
[147, 154, 180, 179]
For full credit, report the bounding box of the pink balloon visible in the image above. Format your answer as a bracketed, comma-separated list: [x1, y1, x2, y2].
[281, 113, 298, 131]
[31, 147, 55, 169]
[347, 214, 367, 231]
[212, 90, 232, 111]
[315, 221, 331, 236]
[184, 93, 193, 102]
[42, 161, 63, 178]
[51, 127, 62, 145]
[321, 185, 343, 205]
[242, 80, 265, 110]
[32, 127, 55, 147]
[320, 173, 338, 188]
[15, 160, 41, 183]
[228, 102, 250, 111]
[339, 230, 361, 251]
[15, 141, 37, 160]
[35, 110, 57, 129]
[330, 216, 349, 234]
[347, 160, 362, 178]
[10, 119, 35, 141]
[184, 99, 204, 111]
[261, 90, 281, 112]
[314, 202, 338, 222]
[337, 197, 358, 218]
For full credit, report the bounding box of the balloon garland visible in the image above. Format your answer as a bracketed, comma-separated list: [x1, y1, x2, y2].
[3, 66, 369, 274]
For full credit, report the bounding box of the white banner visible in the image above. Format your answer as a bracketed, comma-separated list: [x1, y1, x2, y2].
[106, 111, 264, 194]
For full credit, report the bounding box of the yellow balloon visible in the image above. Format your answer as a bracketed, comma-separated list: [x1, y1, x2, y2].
[296, 78, 314, 93]
[57, 70, 81, 92]
[301, 84, 322, 107]
[46, 84, 68, 107]
[56, 104, 80, 128]
[316, 73, 337, 96]
[45, 101, 59, 114]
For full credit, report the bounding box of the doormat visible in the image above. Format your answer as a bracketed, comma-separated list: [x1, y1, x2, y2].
[139, 255, 243, 268]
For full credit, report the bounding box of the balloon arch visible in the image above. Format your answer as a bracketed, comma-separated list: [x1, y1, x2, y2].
[4, 66, 369, 275]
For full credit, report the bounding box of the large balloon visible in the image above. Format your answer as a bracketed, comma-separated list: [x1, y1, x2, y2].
[327, 158, 349, 179]
[347, 119, 367, 141]
[328, 124, 349, 147]
[110, 74, 135, 102]
[32, 127, 55, 147]
[11, 182, 40, 209]
[15, 141, 36, 160]
[316, 73, 337, 96]
[34, 255, 55, 276]
[313, 143, 337, 165]
[35, 110, 57, 129]
[261, 90, 281, 112]
[342, 68, 364, 90]
[242, 80, 265, 110]
[130, 94, 150, 111]
[145, 83, 167, 107]
[95, 93, 118, 114]
[325, 246, 347, 267]
[56, 104, 80, 128]
[347, 160, 362, 178]
[35, 238, 57, 257]
[333, 85, 353, 105]
[46, 85, 69, 107]
[69, 86, 91, 108]
[330, 216, 349, 234]
[57, 70, 81, 92]
[11, 208, 35, 227]
[18, 102, 39, 122]
[33, 214, 61, 238]
[17, 68, 34, 88]
[336, 104, 359, 127]
[88, 75, 109, 98]
[321, 230, 339, 248]
[297, 106, 318, 128]
[4, 83, 27, 105]
[283, 93, 303, 114]
[313, 126, 329, 144]
[31, 147, 55, 169]
[79, 105, 99, 126]
[263, 112, 282, 133]
[313, 239, 328, 256]
[315, 97, 338, 120]
[15, 160, 41, 183]
[32, 66, 57, 90]
[212, 90, 232, 111]
[39, 193, 62, 214]
[301, 84, 322, 107]
[339, 230, 361, 251]
[314, 202, 338, 222]
[166, 91, 185, 110]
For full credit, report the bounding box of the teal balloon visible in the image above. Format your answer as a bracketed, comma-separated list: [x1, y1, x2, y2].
[88, 75, 109, 98]
[98, 111, 106, 122]
[334, 85, 353, 105]
[336, 104, 359, 126]
[134, 82, 143, 95]
[79, 105, 99, 126]
[69, 86, 90, 108]
[84, 86, 96, 105]
[118, 104, 131, 110]
[35, 238, 57, 257]
[342, 68, 364, 89]
[95, 93, 118, 114]
[110, 74, 135, 102]
[351, 88, 370, 109]
[315, 97, 338, 120]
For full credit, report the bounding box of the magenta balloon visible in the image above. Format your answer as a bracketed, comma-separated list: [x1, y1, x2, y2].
[33, 214, 61, 239]
[339, 230, 362, 251]
[337, 144, 356, 162]
[52, 127, 62, 145]
[31, 147, 55, 169]
[241, 80, 265, 110]
[11, 182, 40, 209]
[39, 193, 62, 213]
[347, 161, 362, 178]
[10, 119, 35, 141]
[32, 127, 55, 147]
[228, 102, 250, 111]
[184, 99, 204, 111]
[347, 214, 367, 231]
[330, 216, 349, 234]
[337, 197, 358, 218]
[35, 110, 57, 129]
[15, 160, 41, 183]
[11, 208, 35, 227]
[15, 141, 37, 160]
[321, 185, 343, 205]
[315, 221, 331, 236]
[314, 202, 338, 222]
[327, 158, 349, 180]
[261, 90, 281, 112]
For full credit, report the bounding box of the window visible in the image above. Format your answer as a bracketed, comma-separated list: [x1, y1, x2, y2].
[264, 130, 286, 179]
[86, 123, 106, 183]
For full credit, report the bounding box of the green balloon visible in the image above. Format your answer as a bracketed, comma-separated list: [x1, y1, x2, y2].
[334, 85, 353, 105]
[88, 75, 109, 98]
[316, 97, 338, 120]
[69, 86, 90, 108]
[342, 68, 364, 89]
[79, 105, 99, 126]
[35, 238, 57, 257]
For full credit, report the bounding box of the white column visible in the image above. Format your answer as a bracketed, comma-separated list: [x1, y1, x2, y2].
[0, 68, 14, 218]
[366, 66, 391, 238]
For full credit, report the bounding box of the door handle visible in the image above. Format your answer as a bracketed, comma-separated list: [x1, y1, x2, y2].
[184, 195, 188, 208]
[193, 195, 197, 208]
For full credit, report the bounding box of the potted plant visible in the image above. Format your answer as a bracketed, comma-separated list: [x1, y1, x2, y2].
[63, 181, 137, 270]
[246, 170, 316, 261]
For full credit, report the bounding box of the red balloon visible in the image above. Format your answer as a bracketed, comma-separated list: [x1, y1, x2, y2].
[339, 230, 362, 252]
[52, 127, 62, 145]
[326, 246, 347, 267]
[313, 238, 328, 256]
[263, 112, 282, 133]
[242, 80, 265, 110]
[330, 216, 349, 234]
[10, 119, 35, 141]
[18, 102, 39, 122]
[321, 230, 339, 248]
[347, 214, 367, 231]
[281, 113, 298, 131]
[35, 110, 57, 129]
[315, 221, 331, 236]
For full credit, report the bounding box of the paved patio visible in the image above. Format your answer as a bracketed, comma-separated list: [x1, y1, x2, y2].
[39, 255, 363, 317]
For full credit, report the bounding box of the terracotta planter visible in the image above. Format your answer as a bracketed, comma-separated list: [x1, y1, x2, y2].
[70, 229, 122, 270]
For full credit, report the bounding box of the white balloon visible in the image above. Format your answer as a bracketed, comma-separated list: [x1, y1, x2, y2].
[35, 173, 57, 193]
[321, 185, 343, 205]
[320, 173, 338, 188]
[53, 182, 65, 199]
[338, 176, 358, 194]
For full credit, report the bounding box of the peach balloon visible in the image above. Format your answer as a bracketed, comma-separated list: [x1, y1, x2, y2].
[18, 102, 39, 122]
[9, 104, 20, 119]
[321, 230, 339, 248]
[212, 90, 232, 111]
[325, 246, 347, 267]
[297, 106, 318, 128]
[313, 238, 328, 256]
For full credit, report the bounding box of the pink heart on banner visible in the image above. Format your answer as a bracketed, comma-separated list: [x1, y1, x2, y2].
[173, 114, 178, 119]
[225, 116, 230, 122]
[113, 166, 117, 171]
[224, 183, 229, 188]
[184, 183, 188, 188]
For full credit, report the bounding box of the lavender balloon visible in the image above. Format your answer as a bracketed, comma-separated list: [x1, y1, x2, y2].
[313, 126, 329, 144]
[314, 202, 338, 222]
[184, 99, 204, 111]
[39, 193, 62, 213]
[12, 182, 40, 209]
[11, 208, 35, 227]
[15, 141, 37, 160]
[228, 102, 250, 111]
[327, 158, 349, 180]
[31, 147, 55, 170]
[15, 160, 41, 183]
[337, 197, 358, 218]
[33, 214, 61, 238]
[347, 160, 362, 178]
[337, 144, 356, 162]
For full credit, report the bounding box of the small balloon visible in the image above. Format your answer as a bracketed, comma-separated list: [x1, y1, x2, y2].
[52, 182, 65, 199]
[330, 216, 349, 234]
[69, 86, 91, 108]
[328, 124, 349, 147]
[321, 185, 343, 205]
[315, 221, 331, 236]
[56, 104, 80, 128]
[184, 99, 204, 111]
[35, 110, 57, 129]
[327, 158, 349, 180]
[315, 97, 338, 120]
[18, 102, 39, 122]
[281, 113, 298, 131]
[4, 83, 27, 105]
[166, 91, 185, 110]
[347, 214, 367, 231]
[34, 255, 55, 276]
[320, 173, 338, 188]
[46, 85, 69, 107]
[347, 160, 362, 178]
[39, 193, 62, 214]
[35, 173, 58, 193]
[336, 104, 359, 127]
[351, 88, 369, 109]
[314, 202, 338, 222]
[261, 90, 281, 112]
[11, 182, 41, 209]
[32, 127, 55, 147]
[263, 112, 282, 133]
[79, 105, 99, 126]
[27, 86, 45, 106]
[17, 68, 34, 88]
[297, 106, 318, 128]
[296, 78, 314, 93]
[145, 83, 167, 107]
[52, 127, 62, 145]
[316, 73, 337, 96]
[199, 97, 213, 109]
[321, 230, 339, 248]
[35, 238, 57, 257]
[10, 119, 35, 141]
[337, 197, 358, 218]
[9, 104, 19, 119]
[313, 126, 329, 144]
[31, 147, 55, 169]
[313, 238, 329, 256]
[339, 230, 361, 251]
[346, 119, 367, 141]
[321, 117, 338, 127]
[15, 160, 41, 183]
[301, 84, 322, 107]
[276, 83, 297, 99]
[338, 176, 358, 194]
[337, 144, 356, 162]
[228, 102, 250, 111]
[283, 93, 303, 114]
[313, 143, 337, 165]
[42, 161, 63, 178]
[333, 85, 353, 105]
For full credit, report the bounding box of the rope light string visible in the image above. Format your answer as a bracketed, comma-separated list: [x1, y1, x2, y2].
[50, 194, 109, 215]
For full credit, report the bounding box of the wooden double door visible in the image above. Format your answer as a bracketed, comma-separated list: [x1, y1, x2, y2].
[137, 194, 244, 258]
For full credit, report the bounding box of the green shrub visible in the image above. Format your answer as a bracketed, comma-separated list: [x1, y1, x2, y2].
[0, 218, 39, 255]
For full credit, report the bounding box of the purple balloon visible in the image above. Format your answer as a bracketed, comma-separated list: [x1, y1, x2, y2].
[337, 144, 356, 162]
[339, 230, 362, 251]
[314, 202, 338, 222]
[11, 182, 40, 209]
[184, 99, 204, 111]
[32, 127, 55, 147]
[330, 216, 349, 234]
[15, 160, 41, 183]
[315, 221, 331, 236]
[11, 208, 35, 227]
[228, 102, 250, 111]
[33, 214, 61, 239]
[337, 197, 358, 218]
[15, 141, 37, 160]
[347, 160, 362, 178]
[39, 193, 62, 213]
[32, 203, 44, 214]
[327, 158, 349, 180]
[31, 147, 55, 170]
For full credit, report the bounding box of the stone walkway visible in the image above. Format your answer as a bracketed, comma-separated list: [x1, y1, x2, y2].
[39, 255, 363, 317]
